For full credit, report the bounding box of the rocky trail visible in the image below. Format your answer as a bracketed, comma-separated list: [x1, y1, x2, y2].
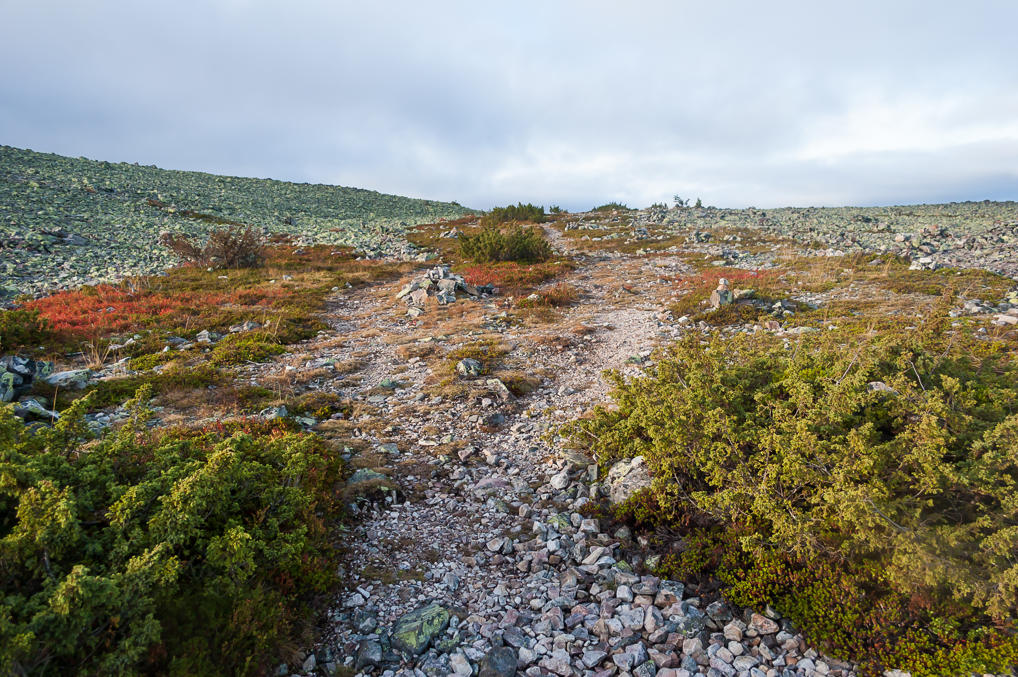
[273, 255, 862, 677]
[5, 205, 1017, 677]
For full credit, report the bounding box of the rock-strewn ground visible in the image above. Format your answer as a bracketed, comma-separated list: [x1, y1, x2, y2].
[221, 216, 1012, 676]
[0, 145, 473, 301]
[5, 192, 1018, 676]
[286, 257, 855, 677]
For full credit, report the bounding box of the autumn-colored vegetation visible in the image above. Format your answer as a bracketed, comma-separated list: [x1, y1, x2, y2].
[15, 245, 409, 350]
[457, 261, 572, 294]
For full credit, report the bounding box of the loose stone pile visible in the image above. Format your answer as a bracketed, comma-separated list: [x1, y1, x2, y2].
[396, 265, 495, 318]
[0, 355, 53, 403]
[0, 356, 98, 422]
[329, 450, 857, 677]
[708, 279, 732, 310]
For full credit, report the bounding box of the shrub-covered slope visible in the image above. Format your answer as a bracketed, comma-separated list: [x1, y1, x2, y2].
[0, 388, 347, 676]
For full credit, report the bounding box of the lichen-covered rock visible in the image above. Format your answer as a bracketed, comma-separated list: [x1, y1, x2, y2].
[13, 399, 60, 421]
[456, 358, 483, 377]
[0, 371, 15, 403]
[347, 468, 389, 485]
[606, 455, 652, 504]
[354, 639, 382, 671]
[45, 369, 91, 389]
[390, 602, 451, 657]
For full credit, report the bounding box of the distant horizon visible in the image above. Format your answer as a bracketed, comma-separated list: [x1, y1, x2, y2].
[2, 2, 1016, 212]
[7, 142, 1015, 215]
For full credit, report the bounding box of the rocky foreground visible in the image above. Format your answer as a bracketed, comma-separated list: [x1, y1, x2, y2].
[227, 248, 1012, 675]
[4, 195, 1018, 676]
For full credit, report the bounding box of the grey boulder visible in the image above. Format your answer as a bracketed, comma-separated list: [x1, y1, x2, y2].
[45, 369, 92, 390]
[606, 455, 653, 504]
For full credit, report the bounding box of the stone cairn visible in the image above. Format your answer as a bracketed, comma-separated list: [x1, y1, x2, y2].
[396, 265, 495, 318]
[709, 278, 733, 310]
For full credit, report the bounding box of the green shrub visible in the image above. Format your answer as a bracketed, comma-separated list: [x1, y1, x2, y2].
[591, 201, 631, 212]
[128, 350, 185, 372]
[569, 313, 1018, 674]
[0, 309, 52, 352]
[458, 225, 552, 263]
[0, 387, 345, 676]
[210, 332, 286, 366]
[69, 363, 222, 410]
[478, 202, 546, 227]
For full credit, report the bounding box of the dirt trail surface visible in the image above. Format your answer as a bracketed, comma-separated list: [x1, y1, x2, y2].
[264, 253, 863, 677]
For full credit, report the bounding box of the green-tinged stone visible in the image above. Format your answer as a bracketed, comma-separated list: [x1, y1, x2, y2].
[347, 468, 388, 485]
[547, 513, 571, 531]
[0, 372, 15, 403]
[390, 602, 450, 657]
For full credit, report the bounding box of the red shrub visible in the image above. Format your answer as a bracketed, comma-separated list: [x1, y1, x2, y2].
[458, 262, 565, 293]
[25, 285, 233, 339]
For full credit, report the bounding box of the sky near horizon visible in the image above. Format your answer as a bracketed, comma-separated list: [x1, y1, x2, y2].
[1, 1, 1016, 211]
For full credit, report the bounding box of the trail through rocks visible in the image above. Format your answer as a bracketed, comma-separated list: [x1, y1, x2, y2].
[278, 255, 868, 677]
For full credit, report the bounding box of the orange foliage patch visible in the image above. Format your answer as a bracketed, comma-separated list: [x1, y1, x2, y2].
[458, 262, 565, 293]
[24, 285, 234, 338]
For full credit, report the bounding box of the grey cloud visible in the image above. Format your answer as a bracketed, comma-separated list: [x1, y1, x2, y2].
[1, 0, 1016, 210]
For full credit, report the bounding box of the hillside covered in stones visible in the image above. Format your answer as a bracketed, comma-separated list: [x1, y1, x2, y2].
[2, 156, 1018, 677]
[0, 145, 473, 301]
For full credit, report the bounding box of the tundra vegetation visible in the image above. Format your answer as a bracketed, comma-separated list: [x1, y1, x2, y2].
[567, 307, 1018, 675]
[0, 388, 347, 676]
[2, 149, 1018, 676]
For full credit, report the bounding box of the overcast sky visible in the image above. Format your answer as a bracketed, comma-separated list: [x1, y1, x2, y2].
[2, 1, 1016, 211]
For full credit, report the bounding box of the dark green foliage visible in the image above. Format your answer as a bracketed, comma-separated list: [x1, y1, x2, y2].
[591, 202, 631, 212]
[0, 309, 52, 352]
[570, 313, 1018, 674]
[0, 387, 346, 676]
[458, 225, 552, 263]
[478, 202, 546, 227]
[128, 350, 186, 372]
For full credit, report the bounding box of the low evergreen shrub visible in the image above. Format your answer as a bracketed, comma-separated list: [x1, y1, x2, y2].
[478, 202, 545, 227]
[569, 310, 1018, 675]
[0, 309, 52, 352]
[458, 225, 552, 264]
[0, 387, 346, 676]
[591, 202, 631, 212]
[210, 332, 286, 366]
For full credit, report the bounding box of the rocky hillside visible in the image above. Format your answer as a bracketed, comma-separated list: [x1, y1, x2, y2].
[2, 197, 1018, 677]
[0, 145, 474, 300]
